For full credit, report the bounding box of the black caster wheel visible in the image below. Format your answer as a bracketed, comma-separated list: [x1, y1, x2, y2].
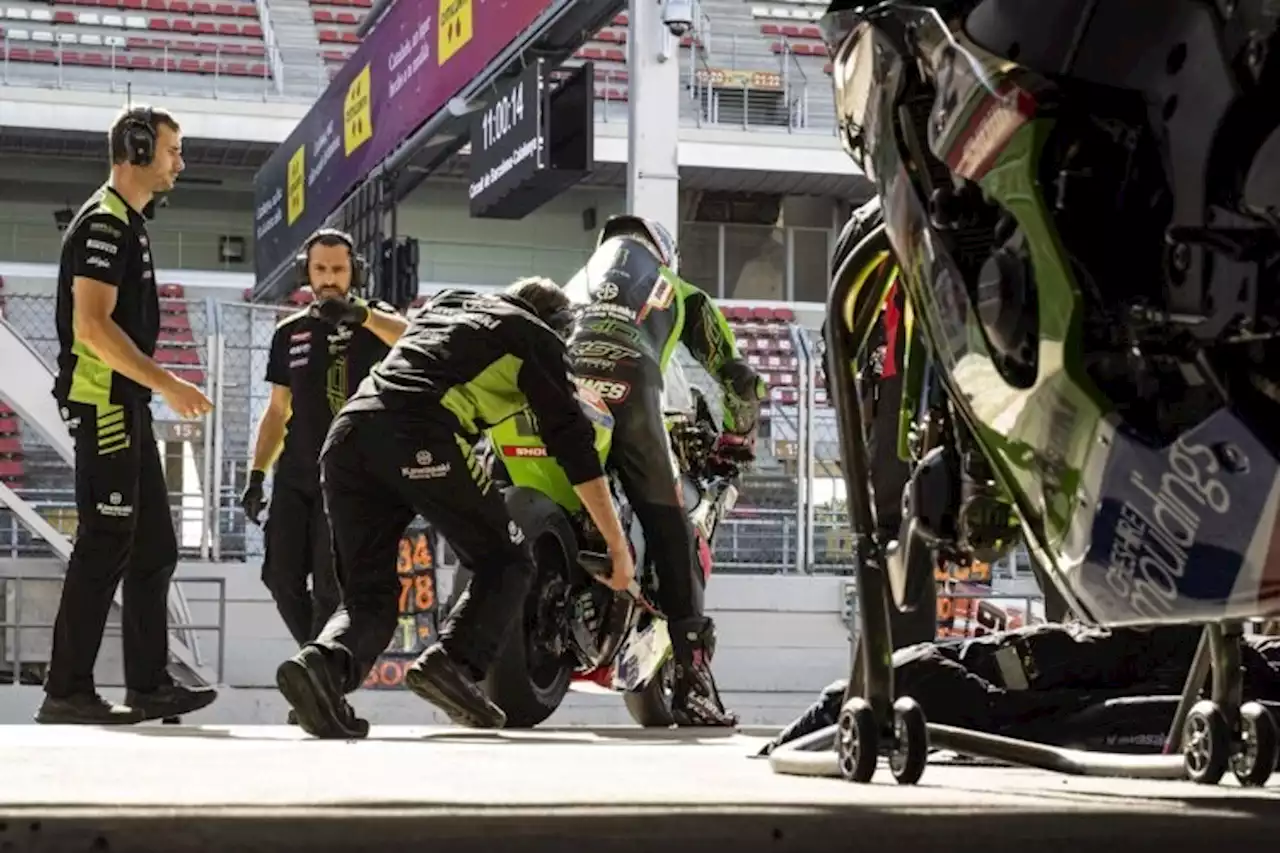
[836, 696, 879, 783]
[1183, 699, 1231, 785]
[162, 716, 182, 725]
[889, 696, 929, 786]
[1232, 702, 1279, 788]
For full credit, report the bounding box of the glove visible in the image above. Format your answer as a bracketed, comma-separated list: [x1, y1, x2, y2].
[310, 296, 370, 327]
[240, 469, 268, 526]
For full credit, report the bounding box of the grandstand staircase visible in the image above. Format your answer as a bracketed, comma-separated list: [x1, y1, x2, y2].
[0, 315, 219, 691]
[260, 0, 325, 97]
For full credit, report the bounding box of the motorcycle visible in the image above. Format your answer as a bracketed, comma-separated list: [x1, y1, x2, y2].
[465, 365, 740, 729]
[819, 0, 1280, 786]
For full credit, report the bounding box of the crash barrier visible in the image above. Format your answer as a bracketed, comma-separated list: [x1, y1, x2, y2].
[0, 294, 1039, 585]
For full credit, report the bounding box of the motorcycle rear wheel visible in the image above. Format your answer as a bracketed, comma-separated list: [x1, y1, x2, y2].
[483, 508, 578, 728]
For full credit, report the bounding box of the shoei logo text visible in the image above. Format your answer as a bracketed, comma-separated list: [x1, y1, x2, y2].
[501, 445, 548, 458]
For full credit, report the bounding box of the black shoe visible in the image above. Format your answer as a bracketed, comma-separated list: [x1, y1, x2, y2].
[125, 682, 218, 722]
[276, 646, 369, 740]
[35, 692, 144, 726]
[670, 618, 738, 728]
[404, 645, 506, 729]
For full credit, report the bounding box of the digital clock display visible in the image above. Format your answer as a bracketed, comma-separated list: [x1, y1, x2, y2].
[479, 81, 527, 152]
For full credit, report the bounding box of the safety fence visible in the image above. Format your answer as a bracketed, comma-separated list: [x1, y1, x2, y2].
[0, 294, 1040, 589]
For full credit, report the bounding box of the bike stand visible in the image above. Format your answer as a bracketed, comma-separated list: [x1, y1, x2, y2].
[790, 237, 1280, 787]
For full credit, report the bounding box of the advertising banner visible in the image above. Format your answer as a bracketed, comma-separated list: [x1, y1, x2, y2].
[253, 0, 556, 282]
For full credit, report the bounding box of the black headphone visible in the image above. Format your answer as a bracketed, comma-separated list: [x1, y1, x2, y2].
[295, 228, 369, 292]
[121, 107, 157, 167]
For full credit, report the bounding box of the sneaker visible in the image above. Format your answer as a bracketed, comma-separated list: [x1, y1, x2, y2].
[125, 682, 219, 722]
[276, 646, 369, 740]
[35, 692, 144, 726]
[404, 644, 506, 729]
[670, 618, 738, 728]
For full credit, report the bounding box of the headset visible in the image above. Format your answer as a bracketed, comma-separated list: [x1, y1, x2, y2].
[120, 106, 157, 168]
[295, 228, 369, 292]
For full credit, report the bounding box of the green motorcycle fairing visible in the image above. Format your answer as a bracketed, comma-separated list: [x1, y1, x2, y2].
[853, 12, 1280, 628]
[489, 383, 616, 513]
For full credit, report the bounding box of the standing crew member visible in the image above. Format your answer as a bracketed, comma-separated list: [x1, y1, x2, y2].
[275, 278, 636, 738]
[38, 105, 218, 725]
[562, 214, 766, 727]
[241, 229, 406, 686]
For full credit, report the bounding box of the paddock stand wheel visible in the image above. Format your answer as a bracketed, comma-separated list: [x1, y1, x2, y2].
[1231, 702, 1279, 788]
[836, 696, 879, 783]
[888, 696, 929, 786]
[1182, 699, 1231, 785]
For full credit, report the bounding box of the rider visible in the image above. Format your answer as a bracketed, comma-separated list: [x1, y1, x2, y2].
[561, 213, 767, 727]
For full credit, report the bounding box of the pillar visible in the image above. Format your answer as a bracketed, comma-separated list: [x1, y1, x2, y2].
[625, 0, 681, 235]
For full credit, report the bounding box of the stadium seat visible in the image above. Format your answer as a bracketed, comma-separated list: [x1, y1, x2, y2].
[0, 0, 270, 77]
[157, 288, 205, 384]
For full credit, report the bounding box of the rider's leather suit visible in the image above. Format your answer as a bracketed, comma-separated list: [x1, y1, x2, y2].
[562, 237, 766, 727]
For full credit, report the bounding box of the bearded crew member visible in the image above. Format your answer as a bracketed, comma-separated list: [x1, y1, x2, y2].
[242, 229, 406, 726]
[38, 106, 218, 725]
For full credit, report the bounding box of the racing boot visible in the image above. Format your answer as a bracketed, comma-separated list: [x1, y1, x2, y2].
[276, 645, 370, 740]
[404, 644, 507, 729]
[670, 617, 738, 728]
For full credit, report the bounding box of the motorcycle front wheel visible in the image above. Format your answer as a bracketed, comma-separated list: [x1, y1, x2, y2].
[482, 507, 578, 728]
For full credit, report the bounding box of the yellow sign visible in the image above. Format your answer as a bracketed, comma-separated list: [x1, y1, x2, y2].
[343, 63, 373, 156]
[286, 145, 305, 226]
[438, 0, 472, 64]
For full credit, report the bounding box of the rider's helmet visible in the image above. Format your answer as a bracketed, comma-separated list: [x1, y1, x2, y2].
[597, 214, 680, 277]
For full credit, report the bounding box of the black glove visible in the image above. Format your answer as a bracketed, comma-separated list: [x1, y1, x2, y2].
[240, 469, 268, 526]
[310, 296, 370, 327]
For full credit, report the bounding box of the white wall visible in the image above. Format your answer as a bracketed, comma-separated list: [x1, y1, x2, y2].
[0, 561, 850, 727]
[0, 153, 625, 288]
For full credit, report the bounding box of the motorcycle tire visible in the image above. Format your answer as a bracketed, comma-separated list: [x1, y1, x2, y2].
[482, 501, 578, 729]
[623, 657, 676, 727]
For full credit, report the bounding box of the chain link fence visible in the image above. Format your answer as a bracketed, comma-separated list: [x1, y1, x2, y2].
[0, 293, 216, 560]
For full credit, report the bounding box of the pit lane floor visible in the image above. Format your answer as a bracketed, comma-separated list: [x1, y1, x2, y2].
[2, 725, 1280, 852]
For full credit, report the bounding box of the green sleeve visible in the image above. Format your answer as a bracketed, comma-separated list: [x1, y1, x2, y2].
[675, 278, 766, 434]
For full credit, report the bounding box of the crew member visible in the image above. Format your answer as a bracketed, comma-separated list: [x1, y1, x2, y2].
[275, 278, 636, 738]
[241, 229, 406, 685]
[38, 106, 217, 725]
[562, 214, 767, 727]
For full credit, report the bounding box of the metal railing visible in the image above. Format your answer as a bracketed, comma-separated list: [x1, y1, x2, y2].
[0, 569, 228, 686]
[0, 35, 278, 100]
[0, 31, 841, 134]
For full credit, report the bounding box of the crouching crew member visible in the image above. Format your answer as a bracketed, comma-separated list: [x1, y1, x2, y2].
[275, 278, 635, 738]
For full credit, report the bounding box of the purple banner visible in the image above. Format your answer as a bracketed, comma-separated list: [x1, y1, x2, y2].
[253, 0, 556, 282]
